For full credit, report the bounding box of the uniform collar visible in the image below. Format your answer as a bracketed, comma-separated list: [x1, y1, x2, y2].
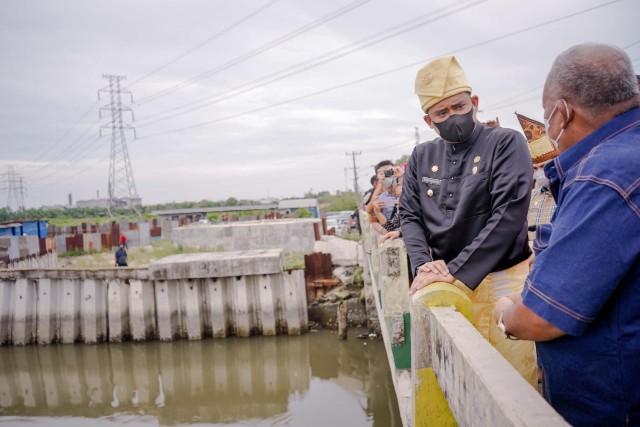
[544, 106, 640, 198]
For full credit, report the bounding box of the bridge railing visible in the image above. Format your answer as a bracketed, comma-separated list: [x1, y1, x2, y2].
[359, 211, 568, 427]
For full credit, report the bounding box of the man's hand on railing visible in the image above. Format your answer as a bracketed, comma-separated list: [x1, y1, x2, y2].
[418, 260, 450, 276]
[409, 270, 454, 295]
[379, 230, 401, 244]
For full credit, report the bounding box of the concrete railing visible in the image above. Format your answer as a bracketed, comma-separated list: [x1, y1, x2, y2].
[359, 211, 567, 427]
[0, 249, 308, 346]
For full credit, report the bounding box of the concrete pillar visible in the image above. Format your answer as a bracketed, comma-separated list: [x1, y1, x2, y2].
[256, 275, 276, 336]
[282, 271, 301, 335]
[233, 276, 251, 337]
[0, 279, 15, 345]
[60, 279, 80, 344]
[155, 280, 179, 341]
[129, 280, 156, 341]
[13, 278, 36, 345]
[36, 278, 57, 344]
[181, 279, 202, 340]
[204, 279, 227, 338]
[107, 279, 130, 342]
[80, 279, 107, 344]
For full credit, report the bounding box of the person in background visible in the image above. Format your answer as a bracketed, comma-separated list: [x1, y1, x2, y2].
[516, 113, 559, 241]
[367, 160, 401, 235]
[401, 55, 535, 384]
[494, 43, 640, 426]
[115, 244, 128, 267]
[118, 233, 128, 249]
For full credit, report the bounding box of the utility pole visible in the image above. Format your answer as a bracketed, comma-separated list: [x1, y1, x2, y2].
[98, 74, 141, 217]
[345, 151, 362, 204]
[415, 126, 421, 146]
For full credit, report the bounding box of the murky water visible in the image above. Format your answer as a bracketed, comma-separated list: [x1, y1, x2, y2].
[0, 329, 401, 426]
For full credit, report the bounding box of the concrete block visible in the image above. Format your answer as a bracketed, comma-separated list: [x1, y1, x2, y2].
[154, 280, 181, 341]
[256, 275, 276, 336]
[36, 278, 58, 344]
[107, 279, 130, 342]
[203, 278, 227, 338]
[378, 241, 410, 315]
[233, 276, 251, 337]
[12, 278, 36, 345]
[282, 271, 302, 335]
[0, 279, 15, 344]
[428, 307, 568, 427]
[149, 249, 283, 280]
[80, 279, 107, 344]
[171, 219, 317, 253]
[60, 279, 80, 344]
[313, 235, 364, 267]
[180, 279, 203, 340]
[129, 280, 156, 341]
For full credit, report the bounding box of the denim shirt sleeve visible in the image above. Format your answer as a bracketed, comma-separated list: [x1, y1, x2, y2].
[522, 180, 640, 335]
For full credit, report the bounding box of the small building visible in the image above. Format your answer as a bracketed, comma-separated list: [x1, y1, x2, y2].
[277, 198, 320, 218]
[0, 220, 48, 238]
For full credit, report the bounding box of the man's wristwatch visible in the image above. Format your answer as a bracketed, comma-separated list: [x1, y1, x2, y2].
[497, 311, 519, 340]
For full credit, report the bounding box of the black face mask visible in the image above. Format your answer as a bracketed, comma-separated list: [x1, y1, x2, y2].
[433, 109, 476, 143]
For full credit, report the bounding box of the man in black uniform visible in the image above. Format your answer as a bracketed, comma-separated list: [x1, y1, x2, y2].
[400, 55, 535, 384]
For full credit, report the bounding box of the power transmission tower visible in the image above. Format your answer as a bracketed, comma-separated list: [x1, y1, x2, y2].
[98, 74, 141, 217]
[3, 166, 25, 214]
[345, 151, 362, 205]
[415, 126, 421, 146]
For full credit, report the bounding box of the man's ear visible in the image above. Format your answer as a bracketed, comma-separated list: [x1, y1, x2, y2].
[471, 95, 479, 109]
[423, 114, 432, 127]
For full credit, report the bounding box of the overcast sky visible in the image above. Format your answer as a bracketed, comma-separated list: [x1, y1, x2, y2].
[1, 0, 639, 208]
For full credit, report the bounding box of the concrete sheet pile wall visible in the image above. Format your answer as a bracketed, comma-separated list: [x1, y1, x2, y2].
[0, 249, 307, 346]
[171, 219, 318, 254]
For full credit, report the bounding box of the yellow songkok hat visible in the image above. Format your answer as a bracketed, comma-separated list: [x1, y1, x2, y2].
[415, 55, 472, 113]
[515, 113, 560, 164]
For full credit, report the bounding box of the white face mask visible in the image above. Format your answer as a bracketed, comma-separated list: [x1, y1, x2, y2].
[544, 99, 569, 150]
[533, 168, 549, 188]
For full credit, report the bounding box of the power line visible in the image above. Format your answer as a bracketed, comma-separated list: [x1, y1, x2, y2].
[136, 0, 625, 140]
[134, 0, 373, 106]
[23, 119, 102, 180]
[480, 39, 640, 114]
[127, 0, 281, 88]
[27, 100, 98, 165]
[134, 0, 484, 125]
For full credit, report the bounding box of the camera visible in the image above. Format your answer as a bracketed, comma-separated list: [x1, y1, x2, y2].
[384, 169, 394, 177]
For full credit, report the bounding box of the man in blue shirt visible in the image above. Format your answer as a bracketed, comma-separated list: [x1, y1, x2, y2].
[493, 43, 640, 426]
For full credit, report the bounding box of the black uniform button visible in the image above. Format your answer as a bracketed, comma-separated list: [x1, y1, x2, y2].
[448, 193, 454, 198]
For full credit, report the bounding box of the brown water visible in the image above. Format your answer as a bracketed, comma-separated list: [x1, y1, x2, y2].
[0, 329, 401, 426]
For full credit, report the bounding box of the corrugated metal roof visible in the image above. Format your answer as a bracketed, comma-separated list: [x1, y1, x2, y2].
[278, 198, 318, 209]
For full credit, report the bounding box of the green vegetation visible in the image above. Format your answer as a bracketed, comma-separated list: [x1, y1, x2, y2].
[283, 252, 305, 271]
[294, 208, 313, 218]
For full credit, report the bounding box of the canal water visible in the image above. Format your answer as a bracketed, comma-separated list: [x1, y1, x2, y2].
[0, 329, 401, 426]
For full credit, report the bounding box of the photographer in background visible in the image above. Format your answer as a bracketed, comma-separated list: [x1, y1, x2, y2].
[367, 162, 404, 237]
